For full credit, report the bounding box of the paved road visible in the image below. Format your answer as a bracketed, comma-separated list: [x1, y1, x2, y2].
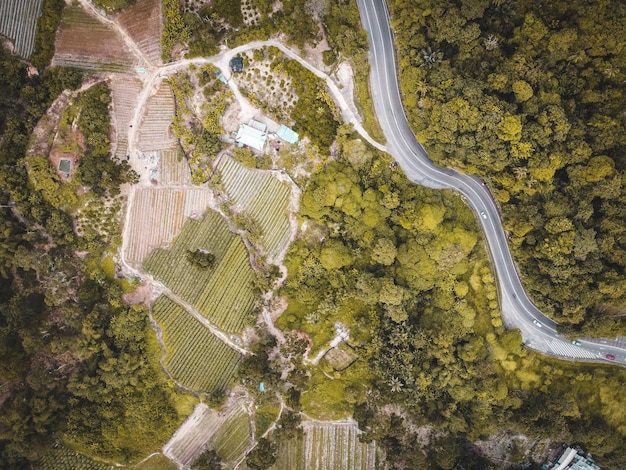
[357, 0, 625, 365]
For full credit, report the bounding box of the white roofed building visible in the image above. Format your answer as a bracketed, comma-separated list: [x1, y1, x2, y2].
[235, 122, 267, 152]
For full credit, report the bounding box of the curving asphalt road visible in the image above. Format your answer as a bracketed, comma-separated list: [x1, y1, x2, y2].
[356, 0, 625, 365]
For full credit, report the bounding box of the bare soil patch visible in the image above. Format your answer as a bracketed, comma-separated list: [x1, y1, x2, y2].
[55, 5, 134, 63]
[117, 0, 162, 64]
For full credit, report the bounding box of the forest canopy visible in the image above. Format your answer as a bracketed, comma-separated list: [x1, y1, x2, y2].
[390, 0, 626, 332]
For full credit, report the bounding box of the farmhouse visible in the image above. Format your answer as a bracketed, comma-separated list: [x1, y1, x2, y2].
[229, 56, 244, 73]
[236, 120, 267, 152]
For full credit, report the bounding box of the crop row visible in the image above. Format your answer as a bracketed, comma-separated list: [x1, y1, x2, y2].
[158, 148, 191, 185]
[138, 83, 177, 152]
[52, 55, 131, 73]
[152, 295, 242, 392]
[163, 404, 223, 466]
[272, 421, 378, 470]
[0, 0, 42, 58]
[217, 158, 292, 258]
[117, 0, 162, 63]
[55, 5, 133, 64]
[144, 208, 256, 333]
[38, 442, 113, 470]
[110, 78, 142, 160]
[125, 187, 212, 264]
[209, 406, 252, 462]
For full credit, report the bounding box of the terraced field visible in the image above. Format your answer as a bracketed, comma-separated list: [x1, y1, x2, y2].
[138, 83, 178, 152]
[216, 157, 293, 259]
[152, 296, 242, 392]
[110, 77, 143, 160]
[0, 0, 43, 58]
[53, 4, 134, 72]
[117, 0, 162, 63]
[272, 421, 379, 470]
[144, 209, 257, 333]
[124, 187, 213, 265]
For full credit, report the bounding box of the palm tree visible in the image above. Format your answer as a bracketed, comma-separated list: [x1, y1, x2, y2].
[390, 376, 404, 393]
[483, 34, 499, 51]
[420, 47, 443, 69]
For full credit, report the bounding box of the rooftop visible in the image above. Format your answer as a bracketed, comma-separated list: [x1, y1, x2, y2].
[236, 124, 266, 152]
[277, 124, 299, 144]
[229, 56, 244, 73]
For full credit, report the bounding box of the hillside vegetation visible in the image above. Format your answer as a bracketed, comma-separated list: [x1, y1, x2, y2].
[276, 130, 626, 469]
[390, 0, 626, 336]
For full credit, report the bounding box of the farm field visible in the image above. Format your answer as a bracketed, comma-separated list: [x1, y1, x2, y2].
[124, 187, 213, 265]
[117, 0, 162, 64]
[138, 83, 178, 152]
[163, 403, 251, 467]
[110, 77, 143, 160]
[38, 442, 113, 470]
[0, 0, 43, 58]
[163, 404, 222, 467]
[152, 296, 242, 392]
[271, 421, 379, 470]
[209, 405, 253, 462]
[158, 148, 191, 185]
[53, 4, 134, 72]
[216, 157, 293, 259]
[144, 209, 257, 334]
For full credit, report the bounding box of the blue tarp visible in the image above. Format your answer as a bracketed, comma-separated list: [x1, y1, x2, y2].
[277, 125, 299, 144]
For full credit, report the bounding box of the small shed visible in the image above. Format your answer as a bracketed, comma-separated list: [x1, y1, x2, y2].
[229, 56, 244, 73]
[59, 159, 71, 177]
[277, 125, 299, 144]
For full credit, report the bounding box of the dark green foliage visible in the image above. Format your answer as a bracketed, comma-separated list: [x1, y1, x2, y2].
[280, 129, 626, 467]
[75, 82, 136, 195]
[31, 0, 65, 70]
[186, 248, 217, 270]
[0, 44, 184, 465]
[279, 59, 339, 150]
[192, 449, 223, 470]
[273, 410, 302, 441]
[390, 0, 626, 329]
[245, 438, 277, 470]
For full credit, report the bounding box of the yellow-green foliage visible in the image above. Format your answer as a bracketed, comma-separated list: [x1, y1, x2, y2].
[24, 155, 78, 209]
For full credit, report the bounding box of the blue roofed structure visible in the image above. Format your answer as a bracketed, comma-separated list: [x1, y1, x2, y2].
[277, 125, 299, 144]
[236, 123, 266, 152]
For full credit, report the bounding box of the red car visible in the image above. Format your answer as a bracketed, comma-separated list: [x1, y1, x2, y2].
[606, 354, 616, 361]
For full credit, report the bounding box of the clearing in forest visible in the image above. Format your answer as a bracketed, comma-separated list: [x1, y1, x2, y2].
[117, 0, 162, 64]
[152, 295, 242, 392]
[53, 4, 134, 72]
[124, 187, 213, 265]
[272, 420, 379, 470]
[0, 0, 43, 59]
[144, 209, 257, 334]
[215, 157, 293, 259]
